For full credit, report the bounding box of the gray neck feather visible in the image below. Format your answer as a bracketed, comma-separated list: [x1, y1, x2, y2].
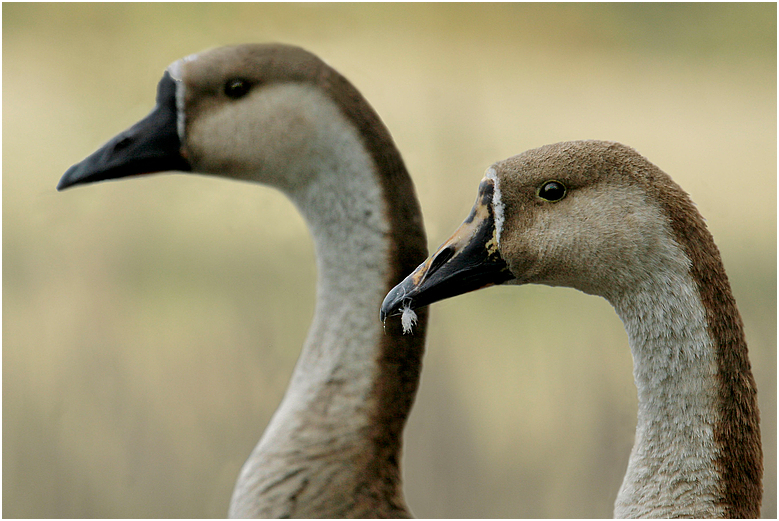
[609, 240, 723, 518]
[227, 87, 400, 517]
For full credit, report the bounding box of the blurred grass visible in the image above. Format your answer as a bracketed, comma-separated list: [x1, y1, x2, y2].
[3, 3, 776, 518]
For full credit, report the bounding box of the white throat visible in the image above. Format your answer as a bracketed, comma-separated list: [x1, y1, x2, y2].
[227, 85, 393, 517]
[609, 241, 723, 518]
[485, 167, 504, 246]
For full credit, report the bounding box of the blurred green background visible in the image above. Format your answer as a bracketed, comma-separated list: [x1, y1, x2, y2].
[4, 3, 775, 518]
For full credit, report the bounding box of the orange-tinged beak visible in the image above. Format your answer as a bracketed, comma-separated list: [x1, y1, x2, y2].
[380, 176, 514, 321]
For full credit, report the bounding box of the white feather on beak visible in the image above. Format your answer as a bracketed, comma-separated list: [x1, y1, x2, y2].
[400, 304, 418, 334]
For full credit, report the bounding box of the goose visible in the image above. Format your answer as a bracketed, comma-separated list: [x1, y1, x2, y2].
[381, 140, 762, 518]
[58, 43, 429, 518]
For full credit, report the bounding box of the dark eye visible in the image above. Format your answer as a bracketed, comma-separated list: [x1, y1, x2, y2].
[224, 78, 252, 99]
[538, 180, 567, 202]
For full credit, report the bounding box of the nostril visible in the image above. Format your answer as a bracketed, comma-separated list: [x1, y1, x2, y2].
[113, 135, 132, 152]
[428, 245, 455, 275]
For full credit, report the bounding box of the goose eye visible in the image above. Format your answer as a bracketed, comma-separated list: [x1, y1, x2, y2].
[224, 78, 252, 99]
[538, 181, 567, 202]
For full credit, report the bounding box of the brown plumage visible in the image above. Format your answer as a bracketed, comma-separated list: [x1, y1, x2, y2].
[382, 140, 762, 517]
[60, 44, 429, 518]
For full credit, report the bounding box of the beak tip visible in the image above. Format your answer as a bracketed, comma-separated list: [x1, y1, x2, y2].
[57, 165, 76, 191]
[56, 177, 71, 191]
[379, 295, 397, 322]
[380, 282, 410, 322]
[57, 161, 94, 191]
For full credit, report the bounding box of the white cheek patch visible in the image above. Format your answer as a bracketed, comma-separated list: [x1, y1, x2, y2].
[485, 167, 504, 246]
[175, 80, 186, 142]
[400, 304, 418, 334]
[168, 55, 198, 142]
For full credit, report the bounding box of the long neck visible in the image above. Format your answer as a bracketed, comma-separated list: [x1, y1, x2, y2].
[610, 207, 761, 518]
[228, 90, 427, 518]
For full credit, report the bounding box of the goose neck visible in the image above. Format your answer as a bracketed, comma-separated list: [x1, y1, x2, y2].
[611, 265, 725, 517]
[608, 181, 762, 518]
[229, 119, 412, 517]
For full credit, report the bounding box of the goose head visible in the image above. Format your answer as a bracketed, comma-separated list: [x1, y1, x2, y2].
[59, 44, 384, 197]
[59, 42, 427, 323]
[382, 140, 699, 314]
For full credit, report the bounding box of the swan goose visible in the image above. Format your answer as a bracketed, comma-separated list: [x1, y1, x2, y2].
[381, 140, 762, 518]
[58, 43, 429, 518]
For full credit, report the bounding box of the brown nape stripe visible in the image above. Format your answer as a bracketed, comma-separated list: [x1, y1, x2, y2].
[311, 54, 430, 503]
[637, 156, 762, 518]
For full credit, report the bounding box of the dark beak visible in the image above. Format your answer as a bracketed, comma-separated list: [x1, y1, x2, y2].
[57, 70, 190, 191]
[380, 176, 514, 321]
